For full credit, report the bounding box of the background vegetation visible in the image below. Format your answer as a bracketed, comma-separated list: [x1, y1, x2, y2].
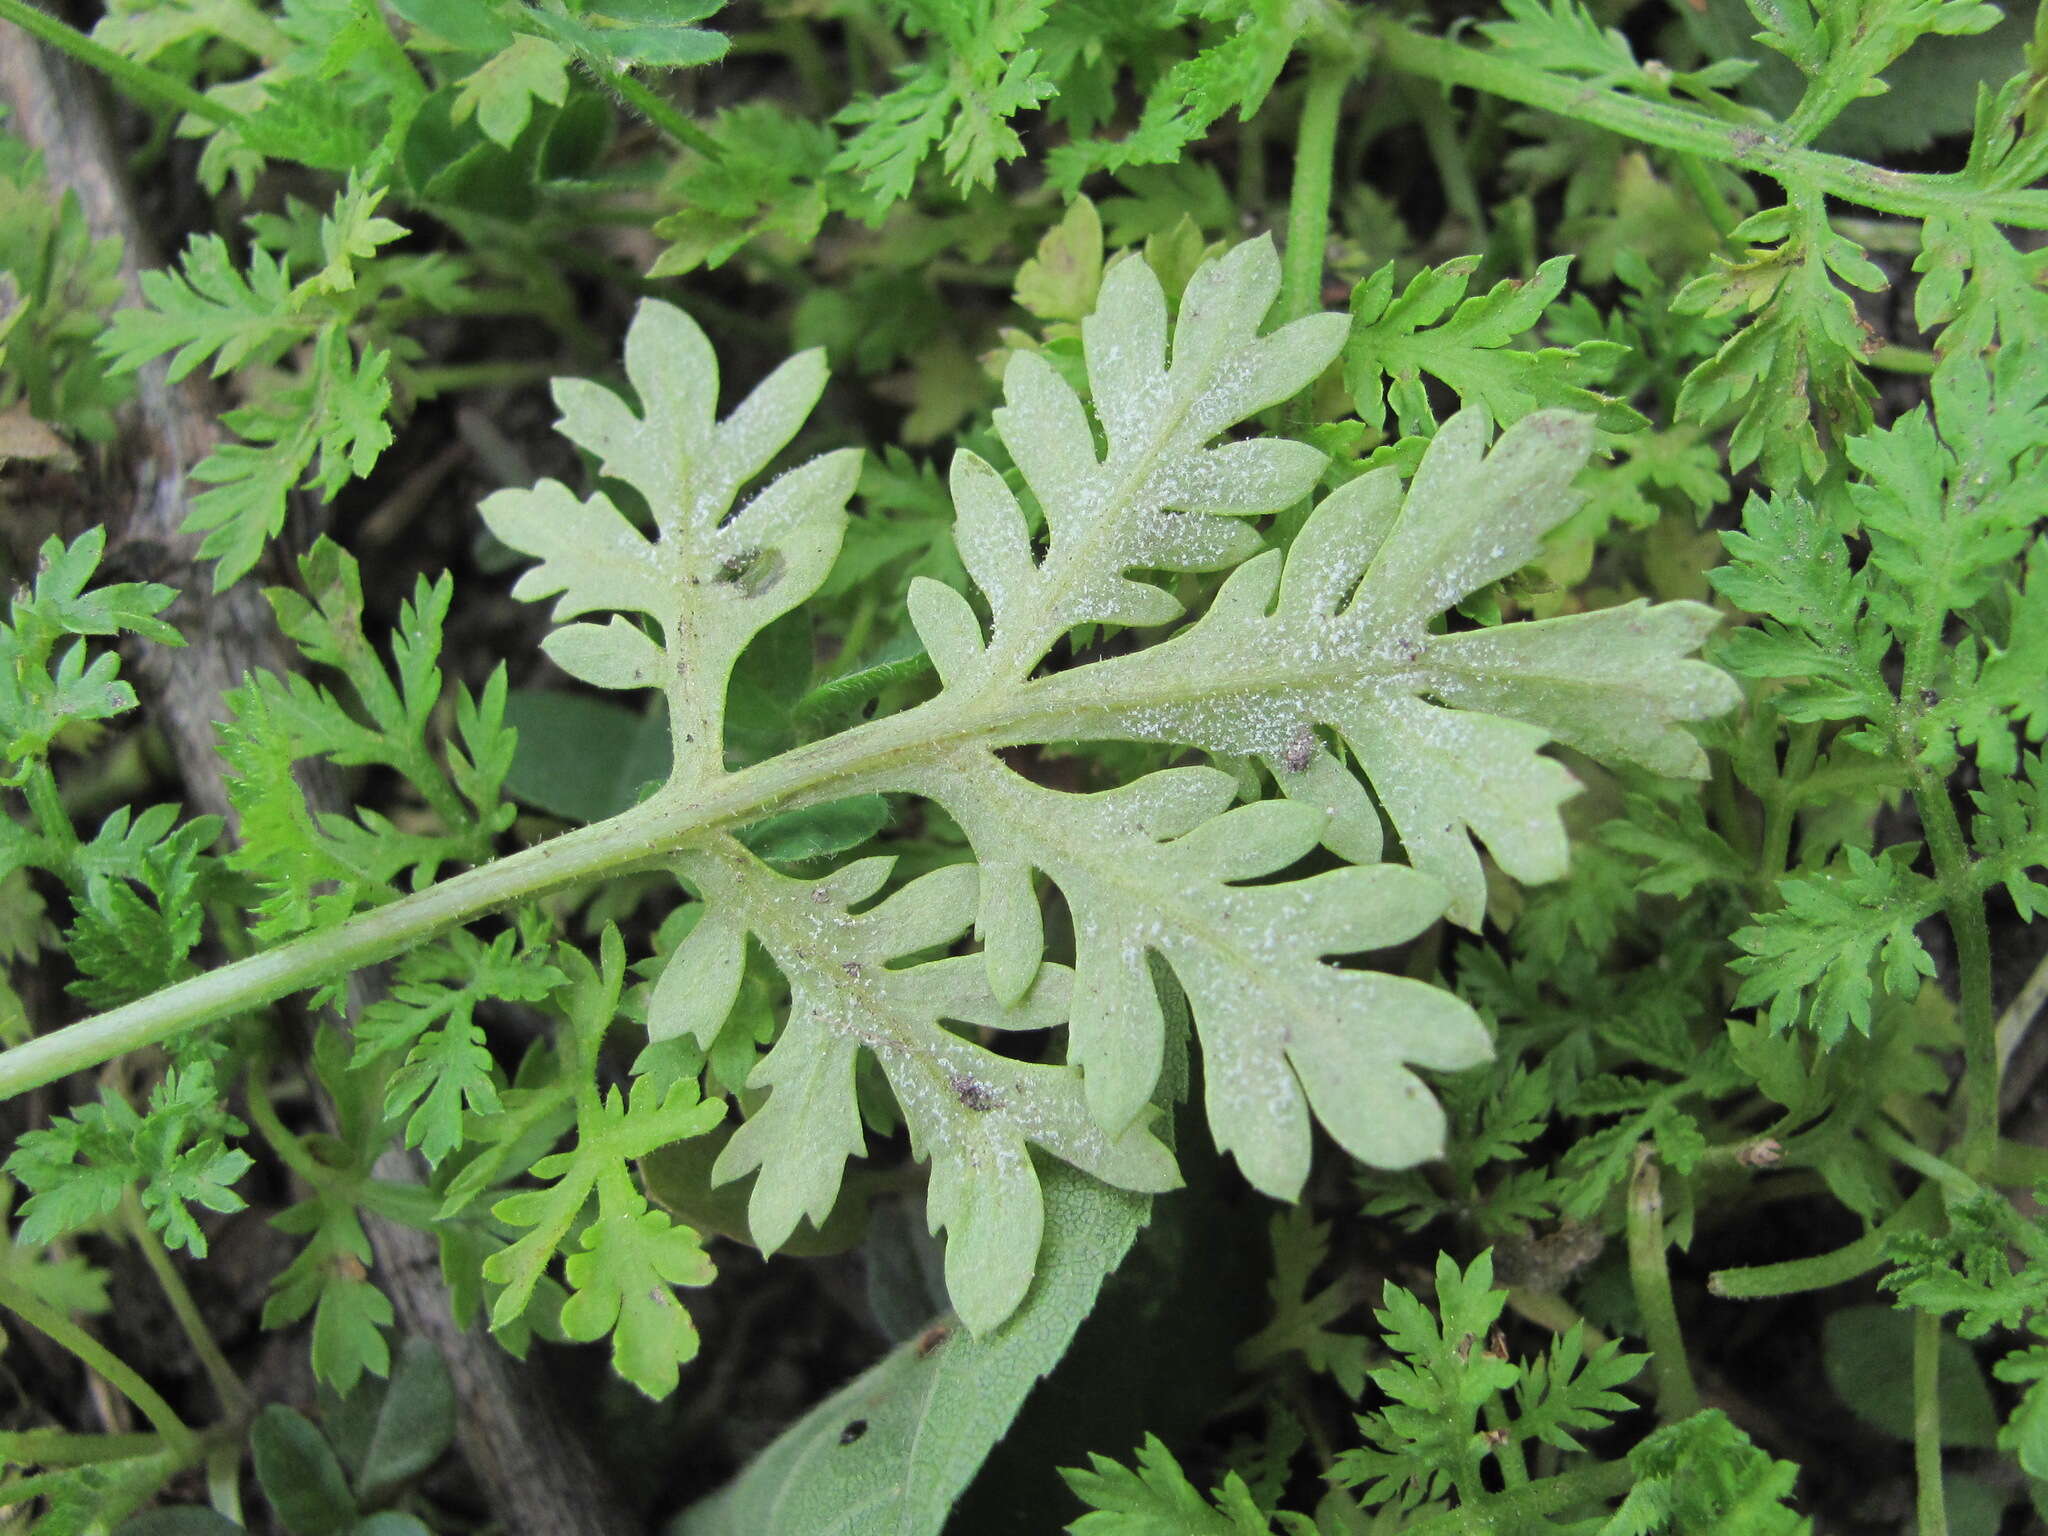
[0, 0, 2046, 1532]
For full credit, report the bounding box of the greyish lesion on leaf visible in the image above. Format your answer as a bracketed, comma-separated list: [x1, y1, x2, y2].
[477, 299, 860, 780]
[912, 234, 1349, 688]
[1019, 404, 1740, 927]
[475, 236, 1738, 1337]
[905, 752, 1488, 1201]
[652, 838, 1177, 1334]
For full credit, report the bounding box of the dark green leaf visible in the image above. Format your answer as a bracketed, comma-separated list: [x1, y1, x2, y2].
[735, 797, 890, 866]
[1822, 1305, 1998, 1448]
[503, 689, 670, 823]
[252, 1405, 359, 1536]
[357, 1337, 457, 1503]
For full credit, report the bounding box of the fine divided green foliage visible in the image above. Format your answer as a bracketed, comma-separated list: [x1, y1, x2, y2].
[1065, 1253, 1800, 1534]
[5, 0, 2048, 1529]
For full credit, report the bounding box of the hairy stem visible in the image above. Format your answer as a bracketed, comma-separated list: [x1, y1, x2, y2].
[21, 762, 78, 854]
[122, 1189, 251, 1419]
[1915, 771, 2000, 1175]
[0, 1429, 163, 1466]
[1914, 1309, 1949, 1536]
[1868, 1121, 2048, 1263]
[0, 678, 973, 1098]
[1280, 51, 1350, 329]
[0, 0, 248, 132]
[1627, 1143, 1702, 1420]
[588, 60, 725, 159]
[244, 1060, 345, 1191]
[0, 797, 679, 1098]
[1484, 1395, 1529, 1488]
[407, 360, 563, 399]
[0, 1277, 192, 1444]
[1363, 17, 2048, 227]
[1709, 1182, 1940, 1298]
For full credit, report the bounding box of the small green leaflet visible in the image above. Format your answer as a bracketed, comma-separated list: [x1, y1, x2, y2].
[1235, 1207, 1371, 1397]
[1337, 1250, 1645, 1513]
[99, 182, 408, 587]
[481, 929, 723, 1398]
[1674, 194, 1880, 486]
[1732, 847, 1941, 1041]
[1344, 254, 1644, 439]
[1065, 1434, 1298, 1535]
[6, 1066, 251, 1259]
[221, 540, 515, 941]
[0, 528, 180, 774]
[267, 1195, 394, 1396]
[354, 931, 565, 1167]
[831, 0, 1055, 201]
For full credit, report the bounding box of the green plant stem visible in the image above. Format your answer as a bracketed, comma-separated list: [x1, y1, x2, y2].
[1269, 47, 1352, 550]
[1868, 343, 1938, 375]
[21, 761, 78, 854]
[1868, 1120, 2048, 1266]
[1674, 153, 1738, 238]
[1483, 1396, 1529, 1488]
[589, 61, 724, 158]
[121, 1189, 251, 1418]
[0, 0, 249, 131]
[406, 361, 561, 399]
[0, 1429, 162, 1466]
[1362, 17, 2048, 227]
[244, 1060, 342, 1191]
[1913, 772, 2000, 1176]
[1913, 1308, 1948, 1536]
[0, 795, 673, 1098]
[1507, 1287, 1605, 1343]
[1400, 75, 1490, 240]
[1627, 1143, 1701, 1420]
[0, 1277, 191, 1444]
[1756, 721, 1820, 896]
[4, 674, 959, 1093]
[1280, 52, 1352, 329]
[1709, 1182, 1940, 1298]
[1236, 115, 1268, 216]
[1995, 946, 2048, 1087]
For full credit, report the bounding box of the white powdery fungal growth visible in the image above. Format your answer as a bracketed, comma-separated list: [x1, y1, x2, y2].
[490, 237, 1740, 1339]
[655, 847, 1176, 1336]
[915, 235, 1349, 683]
[913, 756, 1491, 1203]
[1017, 407, 1741, 928]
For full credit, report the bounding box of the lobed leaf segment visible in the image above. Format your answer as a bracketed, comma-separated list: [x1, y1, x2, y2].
[474, 235, 1737, 1332]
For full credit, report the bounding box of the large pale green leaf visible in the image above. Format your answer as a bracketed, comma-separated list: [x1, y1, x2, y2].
[920, 758, 1484, 1196]
[659, 843, 1177, 1333]
[1007, 408, 1739, 926]
[482, 246, 1739, 1346]
[674, 1160, 1151, 1536]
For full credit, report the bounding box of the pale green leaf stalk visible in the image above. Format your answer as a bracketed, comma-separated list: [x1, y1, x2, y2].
[0, 239, 1738, 1334]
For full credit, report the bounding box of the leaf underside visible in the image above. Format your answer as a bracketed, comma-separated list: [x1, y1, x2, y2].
[482, 237, 1737, 1331]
